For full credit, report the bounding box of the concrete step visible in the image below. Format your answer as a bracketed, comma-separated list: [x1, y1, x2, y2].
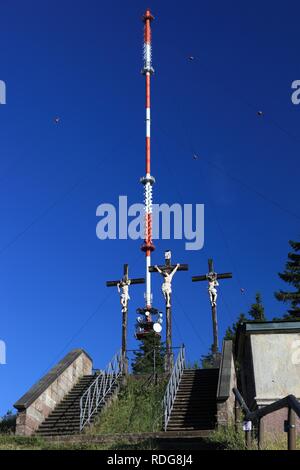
[169, 410, 216, 416]
[172, 397, 216, 401]
[171, 407, 216, 412]
[170, 415, 216, 420]
[169, 412, 216, 419]
[48, 411, 81, 417]
[40, 416, 81, 423]
[167, 425, 215, 430]
[56, 393, 114, 405]
[172, 397, 216, 403]
[38, 423, 81, 430]
[166, 427, 213, 432]
[175, 392, 217, 395]
[167, 420, 215, 426]
[181, 372, 218, 375]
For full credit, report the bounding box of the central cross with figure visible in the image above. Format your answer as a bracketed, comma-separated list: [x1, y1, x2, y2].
[149, 250, 188, 372]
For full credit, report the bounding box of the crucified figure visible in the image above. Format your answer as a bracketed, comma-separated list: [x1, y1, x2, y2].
[207, 273, 219, 307]
[117, 280, 131, 312]
[154, 264, 180, 307]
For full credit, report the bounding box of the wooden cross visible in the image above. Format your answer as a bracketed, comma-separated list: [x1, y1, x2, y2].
[192, 258, 232, 358]
[149, 250, 188, 372]
[106, 264, 145, 374]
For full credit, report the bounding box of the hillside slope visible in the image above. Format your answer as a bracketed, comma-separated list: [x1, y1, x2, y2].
[87, 376, 167, 435]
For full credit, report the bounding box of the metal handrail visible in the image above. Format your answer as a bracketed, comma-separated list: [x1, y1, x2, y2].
[233, 388, 300, 421]
[80, 349, 123, 431]
[233, 387, 250, 415]
[233, 388, 300, 450]
[162, 344, 185, 431]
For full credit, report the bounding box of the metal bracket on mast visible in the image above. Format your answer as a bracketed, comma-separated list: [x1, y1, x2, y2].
[140, 175, 155, 185]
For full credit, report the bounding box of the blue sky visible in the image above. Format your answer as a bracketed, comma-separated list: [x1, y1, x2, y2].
[0, 0, 299, 415]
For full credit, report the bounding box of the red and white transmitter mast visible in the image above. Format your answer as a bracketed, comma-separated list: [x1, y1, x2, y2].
[136, 9, 161, 339]
[141, 9, 155, 310]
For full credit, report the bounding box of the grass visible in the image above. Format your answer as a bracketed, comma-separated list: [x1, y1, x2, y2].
[0, 434, 156, 450]
[206, 425, 247, 450]
[206, 425, 300, 450]
[2, 427, 299, 450]
[87, 375, 167, 435]
[259, 435, 300, 450]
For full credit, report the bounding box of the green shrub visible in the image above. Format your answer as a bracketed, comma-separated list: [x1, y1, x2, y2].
[0, 411, 16, 434]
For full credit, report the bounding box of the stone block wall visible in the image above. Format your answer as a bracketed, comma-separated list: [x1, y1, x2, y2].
[14, 349, 92, 436]
[216, 340, 237, 427]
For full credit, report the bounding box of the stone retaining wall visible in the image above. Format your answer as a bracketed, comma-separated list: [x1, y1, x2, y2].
[216, 340, 237, 427]
[14, 349, 92, 436]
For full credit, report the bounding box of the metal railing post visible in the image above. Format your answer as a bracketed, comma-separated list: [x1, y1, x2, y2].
[288, 407, 296, 451]
[258, 417, 265, 450]
[245, 429, 252, 449]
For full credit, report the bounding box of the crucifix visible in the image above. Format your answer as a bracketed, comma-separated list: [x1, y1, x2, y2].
[192, 258, 232, 359]
[149, 250, 188, 372]
[106, 264, 145, 374]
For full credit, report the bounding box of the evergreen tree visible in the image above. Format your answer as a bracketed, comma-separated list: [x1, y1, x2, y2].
[131, 332, 165, 375]
[224, 313, 248, 350]
[223, 293, 266, 349]
[275, 240, 300, 319]
[248, 293, 266, 321]
[201, 346, 216, 369]
[0, 410, 16, 434]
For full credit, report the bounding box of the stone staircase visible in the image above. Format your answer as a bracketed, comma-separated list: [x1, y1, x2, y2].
[166, 368, 219, 432]
[36, 374, 120, 437]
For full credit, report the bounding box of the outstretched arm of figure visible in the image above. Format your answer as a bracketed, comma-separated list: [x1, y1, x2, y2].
[154, 265, 163, 275]
[169, 263, 180, 281]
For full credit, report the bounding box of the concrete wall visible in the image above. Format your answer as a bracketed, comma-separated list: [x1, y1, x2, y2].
[251, 333, 300, 402]
[237, 323, 300, 441]
[14, 349, 92, 436]
[250, 332, 300, 441]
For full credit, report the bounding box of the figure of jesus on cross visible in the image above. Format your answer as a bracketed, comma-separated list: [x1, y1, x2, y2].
[117, 279, 131, 313]
[207, 272, 219, 307]
[154, 263, 180, 308]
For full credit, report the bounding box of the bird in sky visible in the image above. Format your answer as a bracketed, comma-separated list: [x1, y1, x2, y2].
[188, 56, 195, 61]
[54, 116, 60, 124]
[193, 154, 199, 160]
[257, 111, 263, 117]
